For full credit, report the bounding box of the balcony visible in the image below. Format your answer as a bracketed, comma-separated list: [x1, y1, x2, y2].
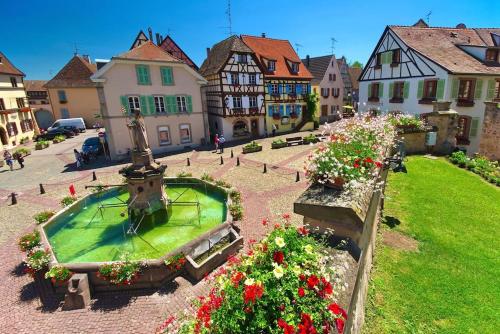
[456, 99, 474, 107]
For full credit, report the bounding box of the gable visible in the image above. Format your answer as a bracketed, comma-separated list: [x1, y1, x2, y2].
[130, 31, 149, 50]
[159, 36, 199, 70]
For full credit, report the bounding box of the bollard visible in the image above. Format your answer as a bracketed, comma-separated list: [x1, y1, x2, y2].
[39, 183, 45, 194]
[296, 171, 300, 182]
[92, 171, 97, 181]
[231, 150, 234, 158]
[263, 163, 267, 173]
[10, 192, 17, 205]
[187, 157, 191, 166]
[236, 157, 240, 166]
[220, 156, 224, 165]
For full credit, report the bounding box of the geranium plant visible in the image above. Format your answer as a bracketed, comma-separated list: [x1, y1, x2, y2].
[97, 259, 142, 285]
[158, 216, 348, 334]
[165, 253, 187, 271]
[18, 230, 41, 252]
[24, 249, 51, 277]
[45, 265, 73, 283]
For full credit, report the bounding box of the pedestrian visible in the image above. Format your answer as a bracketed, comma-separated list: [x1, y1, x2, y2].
[272, 124, 277, 137]
[219, 134, 226, 153]
[3, 150, 13, 171]
[16, 153, 24, 169]
[213, 134, 219, 153]
[73, 149, 82, 168]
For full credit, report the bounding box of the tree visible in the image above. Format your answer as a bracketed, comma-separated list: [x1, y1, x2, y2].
[350, 61, 363, 68]
[304, 93, 319, 122]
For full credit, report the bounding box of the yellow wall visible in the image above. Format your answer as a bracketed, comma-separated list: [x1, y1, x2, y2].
[47, 87, 100, 128]
[311, 84, 320, 121]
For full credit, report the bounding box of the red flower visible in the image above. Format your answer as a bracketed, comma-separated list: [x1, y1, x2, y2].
[262, 218, 269, 226]
[375, 161, 383, 168]
[307, 275, 319, 289]
[278, 319, 296, 334]
[364, 157, 374, 164]
[273, 251, 284, 264]
[318, 277, 333, 297]
[335, 318, 345, 334]
[282, 213, 291, 220]
[299, 274, 306, 281]
[298, 313, 317, 334]
[274, 223, 281, 229]
[298, 287, 305, 297]
[243, 283, 264, 304]
[297, 226, 309, 235]
[247, 249, 254, 256]
[231, 271, 244, 287]
[328, 303, 347, 319]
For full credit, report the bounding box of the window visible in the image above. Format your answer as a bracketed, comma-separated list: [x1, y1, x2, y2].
[321, 88, 329, 97]
[10, 77, 17, 87]
[369, 83, 380, 101]
[7, 122, 18, 136]
[0, 98, 4, 110]
[392, 49, 401, 64]
[249, 96, 257, 108]
[330, 105, 336, 114]
[287, 84, 296, 95]
[135, 65, 151, 85]
[321, 105, 328, 117]
[230, 73, 239, 85]
[456, 116, 471, 145]
[392, 82, 405, 101]
[177, 96, 187, 112]
[154, 96, 166, 113]
[458, 79, 475, 101]
[238, 54, 248, 63]
[494, 80, 500, 100]
[423, 80, 438, 99]
[485, 49, 499, 62]
[302, 84, 308, 95]
[16, 98, 25, 108]
[291, 62, 299, 73]
[233, 96, 242, 109]
[268, 60, 276, 72]
[249, 74, 256, 85]
[270, 83, 279, 95]
[160, 66, 174, 85]
[60, 108, 70, 118]
[58, 90, 67, 103]
[375, 53, 382, 67]
[179, 124, 192, 144]
[128, 96, 140, 112]
[158, 126, 171, 145]
[233, 120, 249, 137]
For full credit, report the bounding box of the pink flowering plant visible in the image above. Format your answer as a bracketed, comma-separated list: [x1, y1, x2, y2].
[305, 116, 395, 189]
[157, 215, 348, 334]
[97, 257, 142, 285]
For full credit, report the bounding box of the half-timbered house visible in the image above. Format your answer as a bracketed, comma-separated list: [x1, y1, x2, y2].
[200, 35, 265, 140]
[359, 20, 500, 155]
[241, 35, 313, 135]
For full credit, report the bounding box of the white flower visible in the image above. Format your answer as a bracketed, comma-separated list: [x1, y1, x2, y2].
[304, 244, 314, 254]
[275, 237, 286, 248]
[273, 266, 284, 279]
[244, 278, 255, 286]
[292, 265, 302, 275]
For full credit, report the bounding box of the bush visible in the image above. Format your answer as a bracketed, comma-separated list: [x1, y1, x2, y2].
[35, 140, 50, 150]
[18, 230, 41, 252]
[15, 147, 31, 156]
[25, 249, 51, 276]
[201, 173, 214, 182]
[215, 179, 231, 188]
[61, 195, 77, 207]
[229, 203, 243, 221]
[389, 114, 424, 130]
[448, 152, 499, 187]
[34, 210, 55, 224]
[176, 171, 193, 178]
[53, 135, 66, 143]
[229, 189, 241, 203]
[45, 265, 73, 283]
[244, 141, 261, 149]
[97, 259, 142, 285]
[159, 222, 347, 334]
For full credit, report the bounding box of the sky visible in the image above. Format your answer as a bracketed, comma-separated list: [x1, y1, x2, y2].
[1, 0, 499, 80]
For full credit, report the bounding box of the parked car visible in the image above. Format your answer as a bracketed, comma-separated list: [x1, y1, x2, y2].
[82, 136, 103, 156]
[48, 118, 86, 133]
[61, 126, 80, 136]
[35, 128, 74, 141]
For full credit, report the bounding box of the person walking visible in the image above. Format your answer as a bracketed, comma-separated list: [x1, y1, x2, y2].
[219, 134, 226, 153]
[3, 150, 14, 171]
[213, 134, 219, 153]
[272, 124, 277, 137]
[73, 149, 82, 168]
[15, 153, 24, 169]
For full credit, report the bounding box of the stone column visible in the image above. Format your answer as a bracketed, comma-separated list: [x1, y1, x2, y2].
[426, 102, 458, 155]
[479, 102, 500, 161]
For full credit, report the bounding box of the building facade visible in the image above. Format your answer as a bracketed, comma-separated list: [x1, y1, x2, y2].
[303, 55, 344, 123]
[25, 80, 54, 130]
[0, 52, 37, 150]
[241, 35, 313, 135]
[337, 56, 354, 106]
[358, 21, 500, 155]
[45, 55, 100, 128]
[200, 35, 265, 141]
[91, 41, 208, 160]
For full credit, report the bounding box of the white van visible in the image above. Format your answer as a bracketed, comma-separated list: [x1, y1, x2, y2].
[48, 118, 86, 132]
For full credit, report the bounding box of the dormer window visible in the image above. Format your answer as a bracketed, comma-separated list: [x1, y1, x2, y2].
[485, 49, 499, 62]
[268, 60, 276, 72]
[391, 49, 401, 65]
[291, 62, 299, 74]
[238, 54, 248, 63]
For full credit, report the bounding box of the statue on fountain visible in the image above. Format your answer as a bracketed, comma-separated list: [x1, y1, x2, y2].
[121, 108, 168, 217]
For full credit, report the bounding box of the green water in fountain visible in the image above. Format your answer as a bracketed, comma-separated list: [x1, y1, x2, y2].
[45, 184, 227, 263]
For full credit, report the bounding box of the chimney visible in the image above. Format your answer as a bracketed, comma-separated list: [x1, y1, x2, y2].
[82, 55, 91, 63]
[456, 23, 467, 29]
[155, 33, 161, 45]
[306, 55, 310, 67]
[148, 27, 153, 41]
[261, 33, 266, 38]
[206, 47, 211, 57]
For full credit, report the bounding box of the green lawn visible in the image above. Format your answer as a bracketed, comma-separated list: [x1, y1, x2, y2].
[364, 156, 500, 334]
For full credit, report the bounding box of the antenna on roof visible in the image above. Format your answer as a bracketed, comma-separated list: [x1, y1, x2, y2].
[294, 43, 303, 55]
[330, 38, 337, 55]
[225, 0, 233, 36]
[425, 11, 432, 25]
[73, 42, 79, 56]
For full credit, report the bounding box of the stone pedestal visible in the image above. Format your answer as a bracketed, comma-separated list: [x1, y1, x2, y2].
[62, 274, 91, 311]
[426, 102, 459, 155]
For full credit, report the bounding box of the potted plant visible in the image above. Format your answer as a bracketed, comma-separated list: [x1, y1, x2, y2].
[165, 253, 187, 272]
[45, 265, 73, 285]
[271, 138, 287, 149]
[35, 140, 50, 150]
[24, 249, 51, 278]
[242, 141, 262, 154]
[18, 230, 41, 252]
[53, 134, 66, 144]
[97, 259, 142, 285]
[302, 133, 319, 144]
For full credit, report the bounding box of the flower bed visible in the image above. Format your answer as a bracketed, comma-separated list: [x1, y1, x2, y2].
[97, 258, 142, 285]
[158, 218, 347, 334]
[304, 116, 395, 190]
[35, 140, 50, 150]
[53, 134, 66, 144]
[302, 134, 319, 145]
[242, 141, 263, 154]
[271, 139, 288, 149]
[449, 151, 500, 186]
[389, 113, 425, 133]
[45, 265, 73, 284]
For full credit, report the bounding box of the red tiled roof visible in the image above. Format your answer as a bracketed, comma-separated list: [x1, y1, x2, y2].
[45, 56, 97, 88]
[114, 41, 182, 63]
[25, 80, 48, 91]
[241, 35, 313, 79]
[390, 26, 500, 75]
[0, 51, 25, 76]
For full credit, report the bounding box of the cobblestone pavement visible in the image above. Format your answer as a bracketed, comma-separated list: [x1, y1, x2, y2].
[0, 131, 351, 333]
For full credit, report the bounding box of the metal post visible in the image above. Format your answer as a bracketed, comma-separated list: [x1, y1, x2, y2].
[231, 150, 234, 158]
[92, 171, 97, 181]
[263, 163, 267, 173]
[187, 157, 190, 166]
[39, 183, 45, 194]
[296, 171, 300, 182]
[237, 157, 240, 166]
[220, 156, 224, 165]
[10, 192, 17, 205]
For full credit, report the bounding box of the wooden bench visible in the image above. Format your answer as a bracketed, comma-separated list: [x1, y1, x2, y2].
[286, 136, 303, 146]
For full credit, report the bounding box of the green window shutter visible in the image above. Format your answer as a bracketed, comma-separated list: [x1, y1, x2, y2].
[387, 51, 393, 64]
[186, 95, 193, 113]
[120, 96, 130, 114]
[403, 81, 410, 98]
[136, 65, 151, 85]
[436, 79, 445, 100]
[160, 66, 174, 85]
[135, 65, 142, 85]
[389, 82, 394, 98]
[147, 96, 156, 114]
[486, 79, 495, 100]
[417, 80, 424, 99]
[451, 79, 459, 99]
[469, 117, 480, 138]
[378, 83, 384, 98]
[166, 95, 177, 113]
[139, 96, 148, 114]
[474, 79, 483, 99]
[367, 83, 372, 96]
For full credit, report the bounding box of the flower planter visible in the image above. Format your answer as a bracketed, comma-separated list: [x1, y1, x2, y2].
[242, 146, 262, 154]
[302, 137, 319, 145]
[271, 142, 288, 149]
[52, 278, 71, 295]
[324, 177, 345, 190]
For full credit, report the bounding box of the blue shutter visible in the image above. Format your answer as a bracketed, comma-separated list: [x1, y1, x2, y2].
[296, 84, 302, 94]
[296, 104, 302, 115]
[267, 84, 272, 94]
[268, 105, 273, 116]
[307, 84, 311, 94]
[279, 104, 284, 116]
[286, 84, 290, 94]
[278, 84, 283, 94]
[285, 104, 291, 116]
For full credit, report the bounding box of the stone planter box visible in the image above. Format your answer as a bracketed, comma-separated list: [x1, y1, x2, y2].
[35, 142, 50, 150]
[185, 227, 243, 281]
[303, 137, 319, 144]
[271, 142, 288, 149]
[242, 146, 262, 154]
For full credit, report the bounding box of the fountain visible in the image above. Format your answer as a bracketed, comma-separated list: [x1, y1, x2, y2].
[38, 109, 243, 296]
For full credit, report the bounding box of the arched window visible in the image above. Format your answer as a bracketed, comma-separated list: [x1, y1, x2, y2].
[233, 120, 249, 137]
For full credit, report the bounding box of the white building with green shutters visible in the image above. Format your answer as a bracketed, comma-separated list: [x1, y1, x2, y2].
[91, 41, 208, 160]
[359, 19, 500, 155]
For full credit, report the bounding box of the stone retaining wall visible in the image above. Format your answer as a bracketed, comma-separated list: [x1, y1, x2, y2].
[479, 102, 500, 161]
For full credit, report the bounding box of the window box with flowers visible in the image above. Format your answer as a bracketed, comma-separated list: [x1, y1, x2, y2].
[290, 111, 298, 119]
[272, 112, 281, 120]
[97, 259, 142, 286]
